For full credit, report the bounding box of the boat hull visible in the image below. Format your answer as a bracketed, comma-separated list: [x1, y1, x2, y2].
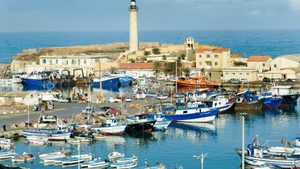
[119, 76, 133, 86]
[280, 94, 300, 107]
[263, 97, 282, 109]
[92, 77, 120, 87]
[92, 125, 127, 136]
[165, 109, 218, 123]
[235, 100, 264, 110]
[125, 120, 156, 133]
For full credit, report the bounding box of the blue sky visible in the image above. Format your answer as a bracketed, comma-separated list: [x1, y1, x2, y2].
[0, 0, 300, 32]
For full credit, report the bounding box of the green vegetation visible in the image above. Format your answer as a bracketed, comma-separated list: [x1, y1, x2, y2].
[129, 58, 136, 63]
[153, 61, 161, 77]
[144, 51, 150, 56]
[182, 67, 190, 78]
[152, 47, 161, 55]
[162, 55, 167, 60]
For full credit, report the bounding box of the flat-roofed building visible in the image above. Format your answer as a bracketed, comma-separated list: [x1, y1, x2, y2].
[222, 67, 257, 82]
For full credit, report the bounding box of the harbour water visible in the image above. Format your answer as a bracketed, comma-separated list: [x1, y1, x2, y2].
[1, 30, 300, 63]
[1, 102, 300, 168]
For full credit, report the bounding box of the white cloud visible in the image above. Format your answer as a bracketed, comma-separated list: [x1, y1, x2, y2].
[289, 0, 300, 11]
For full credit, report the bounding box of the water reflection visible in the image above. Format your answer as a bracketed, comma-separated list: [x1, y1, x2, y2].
[168, 122, 217, 142]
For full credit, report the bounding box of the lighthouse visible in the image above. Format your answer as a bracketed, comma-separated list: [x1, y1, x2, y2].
[129, 0, 139, 52]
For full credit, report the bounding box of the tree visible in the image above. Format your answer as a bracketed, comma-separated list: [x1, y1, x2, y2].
[153, 61, 161, 77]
[180, 54, 186, 60]
[162, 55, 167, 60]
[152, 47, 161, 54]
[144, 51, 150, 56]
[129, 58, 135, 63]
[182, 67, 190, 78]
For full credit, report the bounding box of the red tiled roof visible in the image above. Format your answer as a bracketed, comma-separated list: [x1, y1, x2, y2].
[247, 56, 272, 62]
[197, 46, 230, 53]
[119, 63, 154, 70]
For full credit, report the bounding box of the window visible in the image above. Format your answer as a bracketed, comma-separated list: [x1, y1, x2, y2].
[78, 59, 81, 65]
[56, 59, 58, 64]
[214, 55, 218, 58]
[206, 54, 210, 58]
[226, 73, 228, 75]
[274, 64, 277, 68]
[247, 73, 249, 75]
[263, 63, 265, 67]
[240, 73, 242, 75]
[183, 111, 188, 114]
[233, 73, 235, 75]
[72, 59, 75, 65]
[199, 62, 202, 65]
[199, 55, 202, 58]
[84, 59, 87, 64]
[42, 59, 46, 64]
[215, 62, 218, 66]
[50, 60, 52, 65]
[66, 60, 69, 65]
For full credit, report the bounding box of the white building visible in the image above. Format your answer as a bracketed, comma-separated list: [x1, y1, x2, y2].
[271, 54, 300, 71]
[39, 54, 112, 76]
[222, 67, 257, 82]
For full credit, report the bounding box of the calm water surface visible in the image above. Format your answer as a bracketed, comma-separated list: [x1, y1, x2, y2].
[1, 105, 300, 168]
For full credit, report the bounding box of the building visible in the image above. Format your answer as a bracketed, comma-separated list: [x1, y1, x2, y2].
[129, 0, 139, 52]
[39, 54, 112, 76]
[119, 63, 154, 78]
[0, 92, 39, 106]
[222, 67, 257, 82]
[195, 46, 232, 69]
[271, 54, 300, 71]
[247, 55, 272, 72]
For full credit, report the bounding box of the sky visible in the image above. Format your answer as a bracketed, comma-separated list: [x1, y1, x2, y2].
[0, 0, 300, 32]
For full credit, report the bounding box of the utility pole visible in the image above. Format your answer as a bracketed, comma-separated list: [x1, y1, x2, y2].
[193, 153, 208, 169]
[175, 59, 178, 93]
[240, 112, 247, 169]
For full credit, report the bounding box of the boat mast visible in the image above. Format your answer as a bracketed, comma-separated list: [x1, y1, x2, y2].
[99, 61, 103, 103]
[77, 140, 81, 169]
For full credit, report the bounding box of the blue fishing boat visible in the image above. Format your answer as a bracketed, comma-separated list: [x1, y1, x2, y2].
[21, 72, 54, 89]
[271, 86, 300, 107]
[259, 92, 283, 109]
[92, 76, 120, 87]
[22, 126, 71, 141]
[119, 76, 133, 86]
[164, 108, 218, 123]
[235, 91, 264, 110]
[148, 114, 172, 131]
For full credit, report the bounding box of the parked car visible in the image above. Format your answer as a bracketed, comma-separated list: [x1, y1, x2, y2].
[228, 78, 240, 83]
[240, 79, 248, 83]
[107, 97, 122, 103]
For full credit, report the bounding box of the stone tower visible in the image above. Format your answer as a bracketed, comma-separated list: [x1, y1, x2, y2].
[129, 0, 139, 52]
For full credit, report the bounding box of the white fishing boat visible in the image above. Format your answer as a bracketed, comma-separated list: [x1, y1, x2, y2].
[26, 136, 48, 145]
[92, 133, 107, 141]
[54, 154, 93, 165]
[110, 160, 138, 169]
[92, 118, 127, 136]
[115, 155, 138, 163]
[81, 158, 110, 169]
[12, 152, 34, 163]
[39, 151, 69, 161]
[108, 152, 125, 162]
[148, 114, 172, 131]
[0, 151, 16, 160]
[0, 138, 14, 149]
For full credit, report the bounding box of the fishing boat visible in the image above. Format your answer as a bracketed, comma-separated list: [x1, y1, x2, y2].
[271, 86, 300, 107]
[12, 152, 34, 163]
[108, 152, 124, 162]
[235, 91, 264, 110]
[134, 164, 166, 169]
[26, 136, 48, 145]
[164, 103, 218, 123]
[115, 155, 138, 164]
[0, 138, 14, 150]
[119, 76, 133, 86]
[204, 94, 235, 113]
[22, 125, 71, 141]
[110, 161, 138, 169]
[39, 151, 69, 161]
[92, 133, 107, 141]
[259, 92, 283, 109]
[126, 114, 156, 133]
[177, 75, 221, 89]
[0, 151, 16, 160]
[92, 76, 120, 87]
[21, 72, 54, 89]
[0, 75, 22, 84]
[92, 118, 127, 136]
[148, 114, 172, 131]
[81, 159, 110, 168]
[54, 154, 93, 166]
[235, 136, 300, 168]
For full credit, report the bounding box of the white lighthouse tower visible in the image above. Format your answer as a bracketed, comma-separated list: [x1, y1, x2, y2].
[129, 0, 139, 52]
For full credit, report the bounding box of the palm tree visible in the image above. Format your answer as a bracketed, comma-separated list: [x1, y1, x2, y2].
[182, 67, 190, 78]
[153, 61, 161, 77]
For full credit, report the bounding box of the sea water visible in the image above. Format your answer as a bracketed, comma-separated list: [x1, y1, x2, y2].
[1, 30, 300, 63]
